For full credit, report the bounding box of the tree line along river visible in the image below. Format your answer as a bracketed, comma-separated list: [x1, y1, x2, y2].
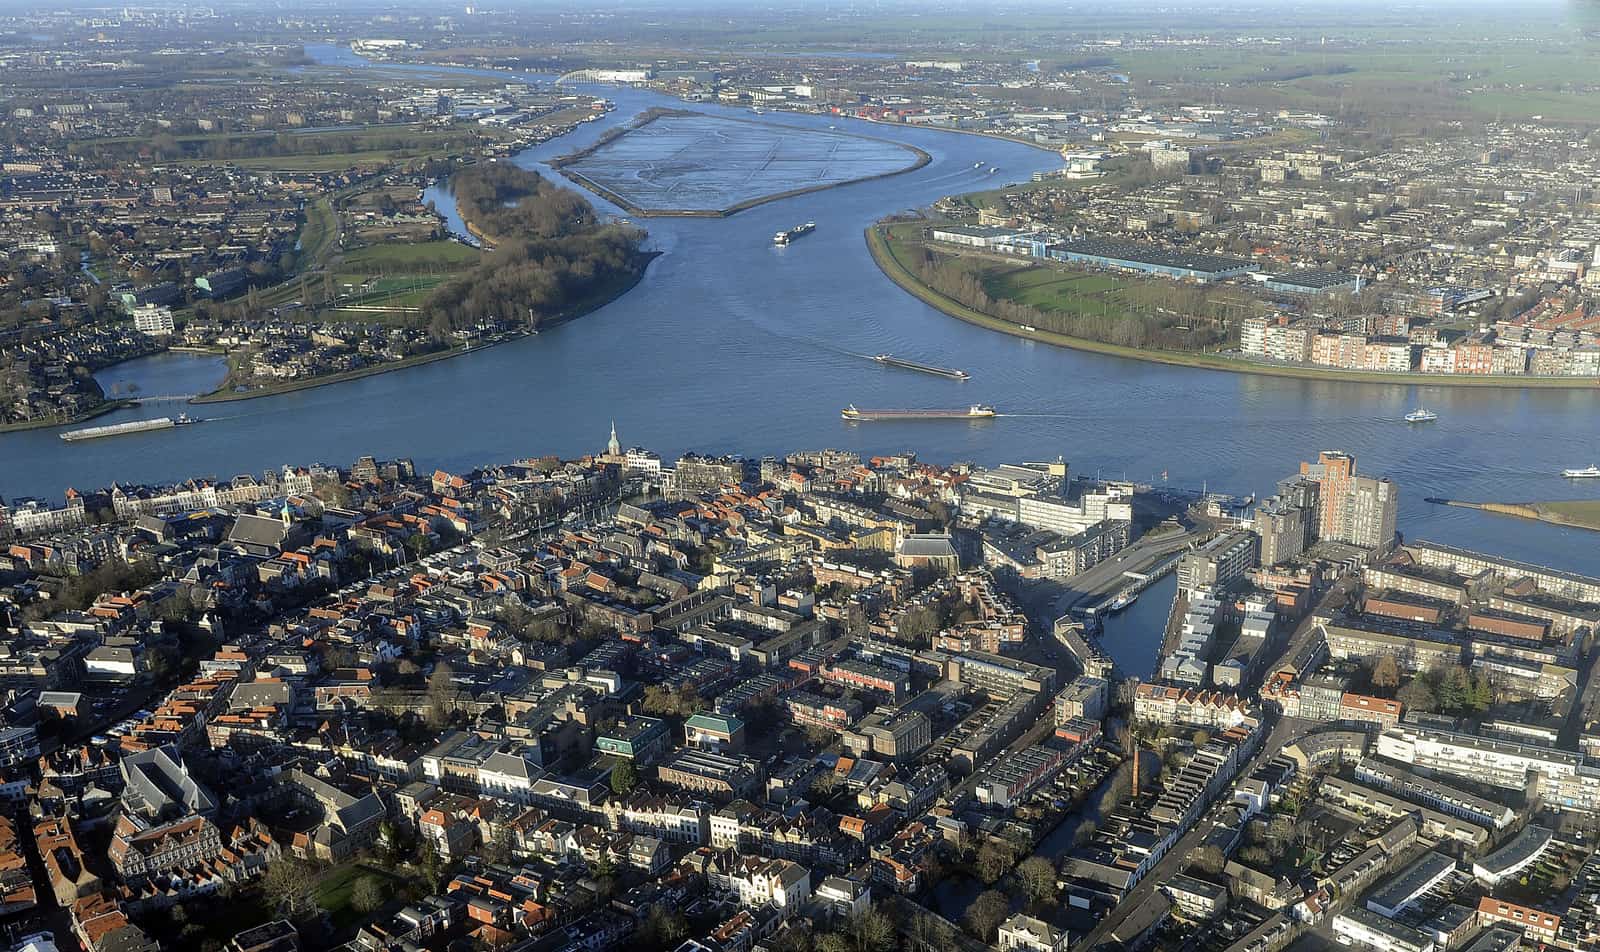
[2, 44, 1598, 584]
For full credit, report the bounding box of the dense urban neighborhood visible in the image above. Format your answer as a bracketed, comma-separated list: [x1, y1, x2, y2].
[0, 430, 1598, 952]
[5, 4, 1600, 952]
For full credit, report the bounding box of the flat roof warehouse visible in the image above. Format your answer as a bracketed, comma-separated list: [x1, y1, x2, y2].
[1049, 238, 1260, 282]
[1269, 269, 1357, 289]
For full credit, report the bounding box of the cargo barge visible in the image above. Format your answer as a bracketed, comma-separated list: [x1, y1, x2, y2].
[773, 222, 816, 245]
[61, 414, 201, 443]
[872, 354, 969, 380]
[841, 404, 995, 422]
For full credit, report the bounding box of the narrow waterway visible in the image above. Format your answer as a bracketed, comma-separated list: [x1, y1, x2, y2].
[2, 46, 1597, 587]
[1097, 574, 1178, 681]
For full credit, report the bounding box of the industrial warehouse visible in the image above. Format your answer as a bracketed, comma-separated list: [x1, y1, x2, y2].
[1047, 238, 1261, 282]
[926, 227, 1262, 283]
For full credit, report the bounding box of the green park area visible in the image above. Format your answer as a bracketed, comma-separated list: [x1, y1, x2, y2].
[245, 238, 481, 322]
[324, 241, 485, 322]
[313, 861, 408, 931]
[979, 266, 1127, 320]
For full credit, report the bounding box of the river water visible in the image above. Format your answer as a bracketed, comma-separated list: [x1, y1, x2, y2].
[4, 45, 1599, 597]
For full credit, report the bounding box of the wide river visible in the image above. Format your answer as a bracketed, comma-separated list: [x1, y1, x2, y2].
[3, 45, 1599, 586]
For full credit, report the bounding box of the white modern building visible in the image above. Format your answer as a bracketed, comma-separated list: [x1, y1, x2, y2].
[1472, 825, 1552, 886]
[1332, 907, 1435, 952]
[1376, 726, 1600, 814]
[131, 303, 175, 336]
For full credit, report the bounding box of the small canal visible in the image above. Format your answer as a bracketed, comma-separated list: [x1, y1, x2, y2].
[1095, 573, 1178, 681]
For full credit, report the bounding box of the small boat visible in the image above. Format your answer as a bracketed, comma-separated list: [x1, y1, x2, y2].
[1404, 408, 1438, 423]
[1563, 465, 1600, 479]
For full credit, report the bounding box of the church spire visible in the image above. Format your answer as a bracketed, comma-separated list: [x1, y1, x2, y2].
[607, 420, 621, 457]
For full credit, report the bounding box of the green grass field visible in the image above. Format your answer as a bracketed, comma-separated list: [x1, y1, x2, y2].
[331, 276, 446, 307]
[321, 239, 482, 317]
[982, 266, 1126, 317]
[82, 258, 127, 286]
[881, 228, 1118, 317]
[315, 862, 404, 930]
[338, 241, 482, 272]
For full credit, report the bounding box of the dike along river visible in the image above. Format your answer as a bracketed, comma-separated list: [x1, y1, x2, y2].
[3, 45, 1600, 580]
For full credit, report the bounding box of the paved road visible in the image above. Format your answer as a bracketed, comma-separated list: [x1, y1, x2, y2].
[1051, 530, 1202, 620]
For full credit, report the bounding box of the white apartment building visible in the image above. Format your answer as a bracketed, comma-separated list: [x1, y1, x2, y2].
[131, 303, 175, 336]
[1332, 908, 1435, 952]
[1377, 726, 1600, 814]
[1018, 483, 1134, 536]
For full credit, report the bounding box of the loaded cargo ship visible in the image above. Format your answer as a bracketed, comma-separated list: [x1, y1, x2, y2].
[60, 414, 201, 443]
[841, 404, 996, 421]
[872, 354, 970, 380]
[773, 222, 816, 245]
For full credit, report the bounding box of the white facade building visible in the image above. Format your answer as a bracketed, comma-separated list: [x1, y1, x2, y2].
[131, 303, 175, 336]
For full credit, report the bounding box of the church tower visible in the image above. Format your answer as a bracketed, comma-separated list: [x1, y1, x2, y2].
[607, 421, 621, 457]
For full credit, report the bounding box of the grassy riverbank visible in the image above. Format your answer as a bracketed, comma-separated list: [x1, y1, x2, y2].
[0, 399, 136, 434]
[866, 226, 1600, 390]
